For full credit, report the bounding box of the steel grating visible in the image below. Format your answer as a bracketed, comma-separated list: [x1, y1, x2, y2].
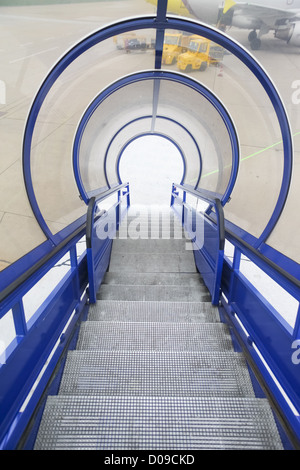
[34, 396, 283, 450]
[88, 300, 220, 323]
[102, 272, 205, 286]
[97, 285, 210, 302]
[33, 206, 284, 450]
[115, 217, 189, 239]
[115, 225, 187, 240]
[59, 350, 255, 398]
[76, 322, 233, 352]
[115, 229, 187, 240]
[108, 252, 197, 273]
[111, 238, 192, 253]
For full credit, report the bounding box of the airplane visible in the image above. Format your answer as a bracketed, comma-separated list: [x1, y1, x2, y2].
[146, 0, 300, 50]
[146, 0, 193, 17]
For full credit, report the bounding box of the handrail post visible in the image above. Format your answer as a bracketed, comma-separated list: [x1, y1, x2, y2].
[170, 183, 175, 207]
[70, 245, 80, 300]
[86, 197, 97, 304]
[126, 183, 130, 208]
[212, 198, 225, 305]
[292, 303, 300, 343]
[182, 190, 186, 226]
[12, 301, 28, 339]
[117, 189, 121, 230]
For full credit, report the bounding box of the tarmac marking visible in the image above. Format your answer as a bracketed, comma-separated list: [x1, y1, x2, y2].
[9, 46, 59, 64]
[202, 131, 300, 178]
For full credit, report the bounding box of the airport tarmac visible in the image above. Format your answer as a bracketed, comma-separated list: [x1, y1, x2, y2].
[0, 1, 299, 335]
[0, 1, 156, 269]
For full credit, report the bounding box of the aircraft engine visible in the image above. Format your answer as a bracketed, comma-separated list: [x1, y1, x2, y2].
[275, 21, 300, 47]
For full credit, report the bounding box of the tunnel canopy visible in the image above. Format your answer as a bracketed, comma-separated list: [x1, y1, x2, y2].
[0, 3, 295, 292]
[73, 72, 238, 203]
[20, 13, 295, 277]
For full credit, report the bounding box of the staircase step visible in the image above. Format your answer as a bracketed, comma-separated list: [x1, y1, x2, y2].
[88, 300, 220, 323]
[119, 217, 182, 226]
[34, 204, 285, 450]
[59, 351, 255, 398]
[108, 253, 197, 273]
[120, 213, 182, 224]
[116, 223, 187, 240]
[124, 215, 180, 223]
[115, 230, 188, 240]
[76, 322, 233, 352]
[125, 210, 178, 218]
[102, 272, 205, 286]
[34, 395, 283, 450]
[111, 238, 192, 253]
[97, 284, 210, 302]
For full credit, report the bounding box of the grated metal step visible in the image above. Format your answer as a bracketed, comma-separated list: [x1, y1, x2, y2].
[125, 211, 178, 218]
[116, 216, 187, 240]
[115, 229, 188, 240]
[58, 350, 255, 398]
[88, 300, 220, 323]
[76, 322, 233, 352]
[108, 252, 197, 273]
[97, 284, 210, 302]
[34, 396, 283, 450]
[33, 207, 284, 450]
[111, 238, 193, 253]
[119, 214, 183, 223]
[102, 272, 205, 286]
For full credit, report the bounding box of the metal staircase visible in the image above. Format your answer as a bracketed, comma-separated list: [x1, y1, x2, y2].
[34, 208, 284, 450]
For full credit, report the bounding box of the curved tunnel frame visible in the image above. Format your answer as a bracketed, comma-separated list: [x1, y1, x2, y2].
[111, 115, 202, 190]
[113, 116, 197, 188]
[116, 132, 187, 189]
[73, 70, 240, 204]
[76, 114, 191, 199]
[22, 15, 294, 273]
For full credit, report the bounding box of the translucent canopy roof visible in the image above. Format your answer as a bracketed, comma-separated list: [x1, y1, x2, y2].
[75, 76, 235, 198]
[0, 0, 298, 281]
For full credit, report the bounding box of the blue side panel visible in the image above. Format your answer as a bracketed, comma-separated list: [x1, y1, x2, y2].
[192, 211, 223, 305]
[0, 263, 87, 449]
[172, 185, 224, 306]
[0, 239, 54, 296]
[0, 183, 129, 449]
[86, 203, 118, 303]
[194, 248, 215, 296]
[94, 239, 112, 290]
[86, 187, 129, 304]
[221, 257, 300, 442]
[225, 267, 300, 401]
[87, 239, 112, 304]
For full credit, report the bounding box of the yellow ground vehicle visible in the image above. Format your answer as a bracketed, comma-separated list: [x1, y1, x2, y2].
[162, 33, 192, 65]
[113, 33, 155, 52]
[177, 37, 224, 72]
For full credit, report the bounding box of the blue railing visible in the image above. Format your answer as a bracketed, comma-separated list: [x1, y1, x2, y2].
[0, 183, 130, 449]
[171, 183, 225, 306]
[1, 176, 299, 448]
[221, 226, 300, 448]
[171, 182, 300, 448]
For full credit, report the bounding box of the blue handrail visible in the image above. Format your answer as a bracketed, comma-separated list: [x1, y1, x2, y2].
[220, 223, 300, 447]
[171, 182, 300, 447]
[0, 182, 130, 449]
